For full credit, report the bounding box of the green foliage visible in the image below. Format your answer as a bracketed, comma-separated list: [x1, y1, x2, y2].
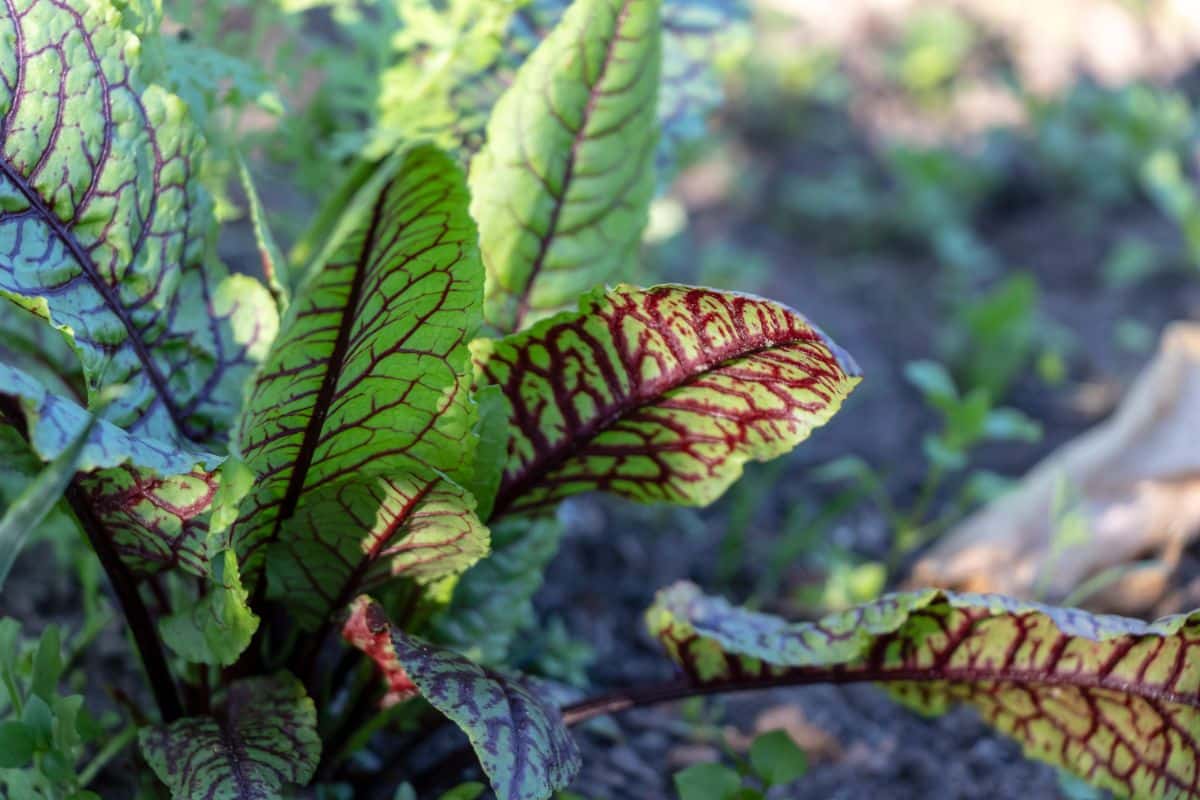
[672, 730, 808, 800]
[2, 3, 1197, 800]
[0, 621, 113, 800]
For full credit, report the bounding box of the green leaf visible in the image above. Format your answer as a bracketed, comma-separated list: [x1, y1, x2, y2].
[344, 598, 581, 800]
[673, 763, 742, 800]
[501, 0, 745, 182]
[0, 0, 278, 447]
[0, 721, 35, 768]
[0, 409, 94, 590]
[0, 365, 218, 476]
[648, 582, 1200, 800]
[139, 673, 320, 800]
[268, 474, 490, 629]
[465, 383, 509, 521]
[22, 695, 53, 749]
[748, 730, 807, 787]
[160, 550, 260, 667]
[439, 785, 487, 800]
[655, 0, 748, 179]
[903, 360, 958, 410]
[982, 407, 1042, 443]
[232, 144, 485, 594]
[30, 626, 62, 704]
[481, 285, 861, 517]
[469, 0, 663, 331]
[433, 516, 563, 665]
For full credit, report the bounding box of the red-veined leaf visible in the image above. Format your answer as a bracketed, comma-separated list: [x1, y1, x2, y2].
[648, 582, 1200, 800]
[232, 145, 486, 616]
[0, 0, 277, 447]
[139, 673, 319, 800]
[481, 284, 860, 517]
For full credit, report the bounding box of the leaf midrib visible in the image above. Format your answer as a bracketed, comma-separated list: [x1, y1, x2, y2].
[270, 175, 397, 541]
[0, 156, 191, 437]
[509, 0, 635, 331]
[490, 321, 836, 517]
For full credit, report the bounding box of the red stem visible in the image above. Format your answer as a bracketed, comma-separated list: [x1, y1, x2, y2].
[65, 484, 183, 723]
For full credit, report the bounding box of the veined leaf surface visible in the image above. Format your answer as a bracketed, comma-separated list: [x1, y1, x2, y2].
[482, 285, 860, 517]
[139, 672, 319, 800]
[268, 473, 489, 629]
[344, 598, 580, 800]
[0, 0, 277, 446]
[505, 0, 746, 182]
[469, 0, 662, 332]
[233, 145, 484, 591]
[648, 583, 1200, 800]
[0, 362, 219, 575]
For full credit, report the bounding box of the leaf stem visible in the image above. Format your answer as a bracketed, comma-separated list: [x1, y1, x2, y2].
[65, 484, 183, 723]
[78, 723, 138, 788]
[560, 671, 884, 727]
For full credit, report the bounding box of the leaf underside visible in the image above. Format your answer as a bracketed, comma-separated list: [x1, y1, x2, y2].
[649, 583, 1200, 800]
[345, 597, 581, 800]
[0, 0, 276, 447]
[469, 0, 663, 332]
[233, 144, 486, 618]
[0, 362, 219, 575]
[482, 284, 861, 518]
[139, 672, 320, 800]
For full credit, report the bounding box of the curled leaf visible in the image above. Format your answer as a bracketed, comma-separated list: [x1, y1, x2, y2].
[649, 583, 1200, 800]
[160, 550, 259, 667]
[483, 284, 860, 517]
[0, 363, 221, 575]
[345, 597, 580, 800]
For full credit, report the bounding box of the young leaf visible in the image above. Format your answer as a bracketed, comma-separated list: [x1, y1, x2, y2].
[268, 474, 490, 629]
[344, 598, 581, 800]
[648, 583, 1200, 800]
[341, 596, 420, 707]
[233, 144, 484, 588]
[469, 0, 662, 332]
[673, 763, 742, 800]
[0, 0, 278, 446]
[501, 0, 744, 181]
[748, 730, 807, 787]
[160, 551, 260, 667]
[481, 285, 861, 517]
[139, 673, 320, 800]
